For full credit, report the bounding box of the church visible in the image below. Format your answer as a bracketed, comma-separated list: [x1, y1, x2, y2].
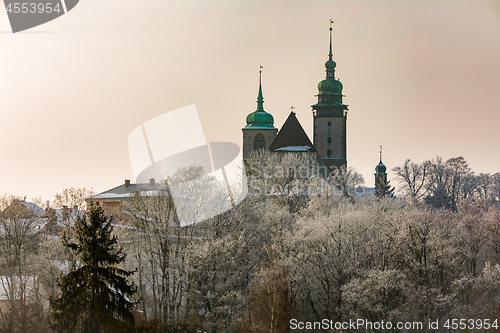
[88, 24, 392, 219]
[242, 23, 389, 192]
[243, 24, 347, 170]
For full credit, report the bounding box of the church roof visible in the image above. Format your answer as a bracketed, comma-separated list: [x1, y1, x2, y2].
[375, 161, 387, 174]
[268, 112, 316, 153]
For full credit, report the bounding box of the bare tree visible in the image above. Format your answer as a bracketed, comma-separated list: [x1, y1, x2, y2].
[122, 177, 198, 326]
[0, 203, 49, 332]
[424, 157, 475, 211]
[329, 165, 364, 198]
[52, 187, 95, 211]
[392, 158, 432, 201]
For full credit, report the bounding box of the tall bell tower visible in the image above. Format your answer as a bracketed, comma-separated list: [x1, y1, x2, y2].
[242, 67, 278, 160]
[312, 20, 348, 170]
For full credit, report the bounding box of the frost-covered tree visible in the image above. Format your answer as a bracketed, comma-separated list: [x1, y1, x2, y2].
[329, 165, 364, 198]
[189, 233, 247, 332]
[246, 150, 324, 211]
[392, 158, 432, 201]
[342, 269, 409, 323]
[122, 186, 190, 325]
[392, 209, 458, 320]
[393, 156, 493, 211]
[290, 198, 366, 322]
[52, 187, 95, 211]
[0, 202, 49, 332]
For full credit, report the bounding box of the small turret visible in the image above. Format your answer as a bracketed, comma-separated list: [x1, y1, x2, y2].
[375, 146, 388, 185]
[375, 146, 394, 198]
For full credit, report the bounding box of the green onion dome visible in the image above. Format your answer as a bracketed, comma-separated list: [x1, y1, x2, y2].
[317, 74, 343, 105]
[318, 77, 343, 95]
[246, 110, 274, 127]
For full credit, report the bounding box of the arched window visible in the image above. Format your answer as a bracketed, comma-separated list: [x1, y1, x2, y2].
[254, 133, 266, 151]
[327, 149, 332, 157]
[327, 137, 332, 144]
[327, 121, 331, 135]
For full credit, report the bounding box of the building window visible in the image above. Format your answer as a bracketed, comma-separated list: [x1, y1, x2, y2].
[327, 121, 331, 135]
[327, 137, 331, 144]
[254, 133, 265, 151]
[327, 149, 332, 157]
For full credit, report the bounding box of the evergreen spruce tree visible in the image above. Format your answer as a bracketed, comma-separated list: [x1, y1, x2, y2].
[49, 202, 136, 333]
[375, 178, 395, 198]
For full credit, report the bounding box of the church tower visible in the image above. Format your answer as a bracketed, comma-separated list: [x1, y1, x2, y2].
[312, 21, 348, 170]
[375, 147, 388, 187]
[242, 68, 278, 160]
[375, 146, 394, 197]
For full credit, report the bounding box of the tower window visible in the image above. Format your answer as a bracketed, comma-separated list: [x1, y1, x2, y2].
[327, 137, 331, 144]
[327, 121, 331, 135]
[327, 149, 332, 157]
[254, 133, 266, 151]
[327, 122, 331, 127]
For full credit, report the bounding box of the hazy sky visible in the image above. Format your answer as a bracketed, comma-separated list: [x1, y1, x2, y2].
[0, 0, 499, 202]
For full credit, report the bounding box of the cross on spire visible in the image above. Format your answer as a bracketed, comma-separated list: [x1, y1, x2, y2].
[329, 19, 334, 59]
[290, 105, 295, 112]
[380, 145, 383, 162]
[257, 65, 264, 112]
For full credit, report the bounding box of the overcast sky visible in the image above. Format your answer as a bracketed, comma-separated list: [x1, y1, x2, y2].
[0, 0, 499, 202]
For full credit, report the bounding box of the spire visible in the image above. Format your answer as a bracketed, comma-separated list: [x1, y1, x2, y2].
[324, 20, 336, 79]
[313, 21, 344, 107]
[256, 65, 264, 112]
[376, 146, 387, 174]
[329, 19, 333, 60]
[245, 65, 275, 128]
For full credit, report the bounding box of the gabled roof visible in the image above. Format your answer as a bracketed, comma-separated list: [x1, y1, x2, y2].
[89, 183, 167, 201]
[268, 112, 316, 153]
[2, 200, 45, 217]
[20, 201, 45, 216]
[89, 182, 192, 201]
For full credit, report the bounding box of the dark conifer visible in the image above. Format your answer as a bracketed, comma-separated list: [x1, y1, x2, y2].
[49, 202, 136, 332]
[375, 179, 395, 198]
